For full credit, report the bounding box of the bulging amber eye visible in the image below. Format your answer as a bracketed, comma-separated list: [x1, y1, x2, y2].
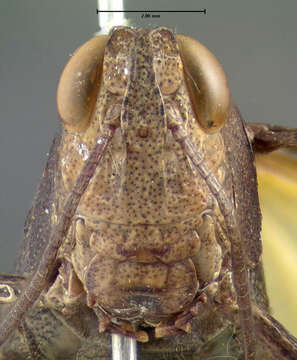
[57, 35, 108, 133]
[177, 34, 230, 133]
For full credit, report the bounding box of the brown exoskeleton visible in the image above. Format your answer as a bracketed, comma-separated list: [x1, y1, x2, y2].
[0, 27, 297, 360]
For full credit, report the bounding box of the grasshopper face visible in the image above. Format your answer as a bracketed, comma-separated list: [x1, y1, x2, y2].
[51, 27, 234, 338]
[2, 26, 296, 360]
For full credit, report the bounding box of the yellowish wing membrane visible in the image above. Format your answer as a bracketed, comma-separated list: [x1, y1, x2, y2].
[256, 150, 297, 336]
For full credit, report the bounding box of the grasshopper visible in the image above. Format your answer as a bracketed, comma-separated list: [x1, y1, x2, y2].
[0, 26, 297, 360]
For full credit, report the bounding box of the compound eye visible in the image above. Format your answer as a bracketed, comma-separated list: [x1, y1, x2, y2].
[177, 34, 230, 132]
[150, 27, 183, 95]
[103, 27, 135, 95]
[57, 35, 108, 132]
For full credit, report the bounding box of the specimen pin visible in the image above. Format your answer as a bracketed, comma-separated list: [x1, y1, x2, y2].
[96, 0, 128, 35]
[112, 334, 138, 360]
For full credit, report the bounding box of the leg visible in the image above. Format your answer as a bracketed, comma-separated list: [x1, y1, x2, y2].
[253, 304, 297, 360]
[246, 123, 297, 153]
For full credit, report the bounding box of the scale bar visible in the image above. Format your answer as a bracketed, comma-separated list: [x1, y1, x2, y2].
[96, 10, 207, 14]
